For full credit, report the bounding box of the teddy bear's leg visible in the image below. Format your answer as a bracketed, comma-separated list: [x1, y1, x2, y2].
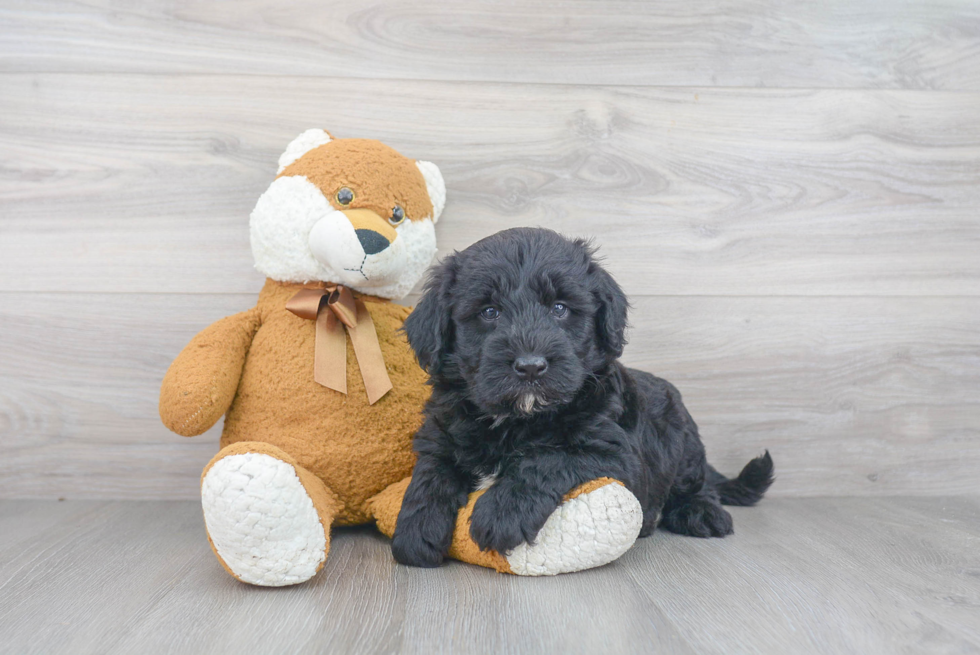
[370, 477, 643, 576]
[200, 441, 342, 586]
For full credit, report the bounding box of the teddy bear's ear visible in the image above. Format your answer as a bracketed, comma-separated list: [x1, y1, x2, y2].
[276, 129, 334, 174]
[415, 160, 446, 223]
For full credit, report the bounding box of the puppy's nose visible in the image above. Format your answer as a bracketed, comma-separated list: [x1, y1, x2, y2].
[513, 356, 548, 381]
[355, 229, 390, 255]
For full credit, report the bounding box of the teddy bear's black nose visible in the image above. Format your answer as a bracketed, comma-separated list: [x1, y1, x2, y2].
[356, 229, 390, 255]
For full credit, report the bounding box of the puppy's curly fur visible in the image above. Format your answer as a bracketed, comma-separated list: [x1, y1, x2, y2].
[392, 228, 774, 567]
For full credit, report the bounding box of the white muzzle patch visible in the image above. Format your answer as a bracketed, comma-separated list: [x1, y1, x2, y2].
[308, 212, 373, 285]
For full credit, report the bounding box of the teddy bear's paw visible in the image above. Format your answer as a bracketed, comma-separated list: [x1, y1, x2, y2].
[201, 451, 328, 586]
[504, 479, 642, 576]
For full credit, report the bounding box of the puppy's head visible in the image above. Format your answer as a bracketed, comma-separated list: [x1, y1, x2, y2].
[404, 228, 628, 418]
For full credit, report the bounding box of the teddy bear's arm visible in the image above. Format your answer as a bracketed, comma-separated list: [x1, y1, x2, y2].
[159, 308, 261, 437]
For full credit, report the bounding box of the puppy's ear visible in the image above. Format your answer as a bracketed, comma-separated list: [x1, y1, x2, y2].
[403, 254, 458, 374]
[589, 260, 630, 359]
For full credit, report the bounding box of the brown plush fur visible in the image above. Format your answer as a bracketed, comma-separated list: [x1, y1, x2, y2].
[281, 139, 435, 222]
[162, 278, 430, 525]
[160, 309, 262, 437]
[371, 477, 513, 573]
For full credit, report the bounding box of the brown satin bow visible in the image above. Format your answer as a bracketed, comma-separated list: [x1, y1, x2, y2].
[285, 285, 393, 405]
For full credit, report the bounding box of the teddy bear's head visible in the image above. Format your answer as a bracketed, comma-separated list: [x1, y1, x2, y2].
[250, 129, 446, 299]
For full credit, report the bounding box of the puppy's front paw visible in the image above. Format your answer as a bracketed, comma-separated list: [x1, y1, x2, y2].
[391, 529, 445, 568]
[469, 490, 550, 554]
[469, 501, 524, 554]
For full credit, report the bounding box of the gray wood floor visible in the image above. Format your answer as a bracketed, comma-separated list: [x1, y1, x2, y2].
[1, 497, 978, 655]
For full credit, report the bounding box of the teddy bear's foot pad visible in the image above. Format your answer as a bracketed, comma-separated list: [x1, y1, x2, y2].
[201, 452, 327, 586]
[505, 480, 643, 576]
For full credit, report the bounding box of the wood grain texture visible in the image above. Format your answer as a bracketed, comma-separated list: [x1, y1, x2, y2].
[622, 496, 980, 653]
[1, 291, 977, 499]
[1, 0, 979, 89]
[0, 498, 977, 654]
[2, 75, 979, 296]
[2, 2, 979, 505]
[0, 292, 253, 500]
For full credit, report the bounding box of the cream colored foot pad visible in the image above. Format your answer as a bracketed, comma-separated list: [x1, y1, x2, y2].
[506, 483, 643, 576]
[201, 452, 326, 586]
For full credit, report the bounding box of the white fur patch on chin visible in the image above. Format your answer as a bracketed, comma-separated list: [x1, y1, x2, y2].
[201, 453, 327, 586]
[517, 394, 536, 414]
[505, 482, 642, 576]
[277, 129, 332, 173]
[515, 392, 548, 416]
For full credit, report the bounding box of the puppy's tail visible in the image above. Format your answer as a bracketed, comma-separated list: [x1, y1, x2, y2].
[707, 451, 774, 506]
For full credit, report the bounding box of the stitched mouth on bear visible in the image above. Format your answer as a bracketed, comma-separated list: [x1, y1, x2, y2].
[343, 252, 370, 281]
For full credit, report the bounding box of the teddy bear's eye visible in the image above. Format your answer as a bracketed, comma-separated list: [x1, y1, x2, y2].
[336, 187, 354, 206]
[389, 205, 406, 225]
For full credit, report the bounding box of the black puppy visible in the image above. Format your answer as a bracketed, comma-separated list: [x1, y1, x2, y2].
[392, 228, 774, 568]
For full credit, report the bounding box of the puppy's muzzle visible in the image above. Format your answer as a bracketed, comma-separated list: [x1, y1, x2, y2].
[513, 355, 548, 381]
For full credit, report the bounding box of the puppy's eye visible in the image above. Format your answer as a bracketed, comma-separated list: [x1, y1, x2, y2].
[551, 303, 568, 318]
[336, 187, 354, 206]
[481, 307, 500, 321]
[389, 205, 405, 225]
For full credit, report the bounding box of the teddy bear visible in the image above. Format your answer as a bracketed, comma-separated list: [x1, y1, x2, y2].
[159, 129, 643, 586]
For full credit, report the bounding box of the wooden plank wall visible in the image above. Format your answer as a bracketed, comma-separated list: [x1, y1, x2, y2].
[1, 1, 978, 499]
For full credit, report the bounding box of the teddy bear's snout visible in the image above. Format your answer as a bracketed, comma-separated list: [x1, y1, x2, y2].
[307, 204, 413, 287]
[356, 229, 391, 255]
[342, 208, 398, 256]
